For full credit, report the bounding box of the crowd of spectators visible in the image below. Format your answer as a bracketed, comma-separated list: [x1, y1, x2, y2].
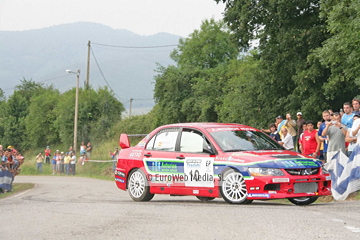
[0, 145, 25, 194]
[263, 98, 360, 163]
[37, 146, 78, 176]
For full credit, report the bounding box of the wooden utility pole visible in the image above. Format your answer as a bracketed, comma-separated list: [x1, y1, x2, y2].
[85, 41, 91, 89]
[129, 98, 133, 117]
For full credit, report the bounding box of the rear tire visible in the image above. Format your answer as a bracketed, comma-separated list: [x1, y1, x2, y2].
[127, 169, 154, 202]
[288, 197, 318, 205]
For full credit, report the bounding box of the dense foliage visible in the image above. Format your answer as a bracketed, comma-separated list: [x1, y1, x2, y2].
[0, 80, 124, 151]
[154, 0, 360, 129]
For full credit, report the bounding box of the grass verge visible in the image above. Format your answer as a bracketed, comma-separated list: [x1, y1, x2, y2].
[0, 183, 34, 199]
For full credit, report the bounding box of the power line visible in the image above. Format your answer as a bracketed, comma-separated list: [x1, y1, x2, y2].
[92, 42, 178, 49]
[90, 46, 125, 101]
[2, 74, 71, 91]
[92, 45, 174, 53]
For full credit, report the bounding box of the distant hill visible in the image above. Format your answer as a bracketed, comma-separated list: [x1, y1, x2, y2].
[0, 22, 181, 114]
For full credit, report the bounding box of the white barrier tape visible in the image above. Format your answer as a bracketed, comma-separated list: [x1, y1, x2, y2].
[83, 160, 116, 163]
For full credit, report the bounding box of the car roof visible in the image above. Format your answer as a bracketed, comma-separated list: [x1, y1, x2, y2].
[160, 122, 255, 130]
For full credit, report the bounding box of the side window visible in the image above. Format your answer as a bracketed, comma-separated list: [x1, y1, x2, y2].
[180, 129, 211, 153]
[146, 128, 179, 151]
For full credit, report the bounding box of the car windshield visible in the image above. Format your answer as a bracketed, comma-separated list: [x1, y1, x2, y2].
[209, 130, 283, 152]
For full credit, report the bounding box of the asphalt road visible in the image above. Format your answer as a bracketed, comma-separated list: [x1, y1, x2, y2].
[2, 176, 360, 240]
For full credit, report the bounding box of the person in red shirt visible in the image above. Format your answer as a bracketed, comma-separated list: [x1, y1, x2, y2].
[301, 121, 320, 158]
[44, 146, 52, 164]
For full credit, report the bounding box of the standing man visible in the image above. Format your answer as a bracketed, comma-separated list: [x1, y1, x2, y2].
[318, 110, 331, 161]
[301, 121, 321, 158]
[64, 152, 71, 175]
[86, 142, 92, 160]
[296, 112, 305, 151]
[36, 153, 44, 173]
[341, 102, 355, 129]
[44, 146, 51, 164]
[283, 113, 297, 146]
[279, 128, 294, 150]
[70, 152, 76, 175]
[322, 112, 347, 162]
[352, 98, 360, 115]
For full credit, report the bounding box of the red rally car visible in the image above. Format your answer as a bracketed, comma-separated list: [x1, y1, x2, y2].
[115, 123, 331, 205]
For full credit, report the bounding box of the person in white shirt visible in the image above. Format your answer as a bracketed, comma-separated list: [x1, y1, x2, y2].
[348, 115, 360, 154]
[279, 128, 294, 150]
[351, 115, 360, 145]
[70, 152, 76, 175]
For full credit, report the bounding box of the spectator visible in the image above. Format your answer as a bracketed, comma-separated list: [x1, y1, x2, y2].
[316, 120, 325, 160]
[296, 112, 305, 151]
[110, 147, 119, 171]
[80, 142, 86, 157]
[301, 121, 320, 158]
[298, 123, 307, 154]
[268, 123, 281, 141]
[283, 113, 297, 146]
[351, 114, 360, 145]
[276, 116, 285, 133]
[2, 149, 14, 193]
[318, 110, 331, 160]
[352, 98, 360, 115]
[36, 152, 44, 173]
[322, 112, 347, 162]
[0, 150, 5, 194]
[59, 151, 65, 175]
[279, 128, 294, 150]
[70, 152, 76, 175]
[64, 152, 71, 175]
[341, 102, 355, 128]
[346, 114, 360, 156]
[86, 142, 92, 160]
[44, 146, 51, 164]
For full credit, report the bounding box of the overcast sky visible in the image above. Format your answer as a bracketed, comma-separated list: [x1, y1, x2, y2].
[0, 0, 225, 37]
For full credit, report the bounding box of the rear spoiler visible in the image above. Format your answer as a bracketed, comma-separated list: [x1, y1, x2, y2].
[119, 134, 148, 149]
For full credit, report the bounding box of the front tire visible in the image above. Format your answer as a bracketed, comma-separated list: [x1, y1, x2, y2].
[288, 197, 318, 205]
[196, 196, 215, 202]
[220, 169, 252, 204]
[127, 169, 154, 202]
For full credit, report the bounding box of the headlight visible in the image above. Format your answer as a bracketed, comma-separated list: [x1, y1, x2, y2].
[248, 168, 285, 177]
[322, 166, 329, 174]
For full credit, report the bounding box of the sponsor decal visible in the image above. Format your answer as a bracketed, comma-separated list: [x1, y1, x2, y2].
[281, 159, 319, 168]
[209, 127, 257, 132]
[129, 150, 142, 158]
[184, 157, 214, 187]
[247, 193, 270, 198]
[326, 175, 331, 181]
[115, 178, 125, 183]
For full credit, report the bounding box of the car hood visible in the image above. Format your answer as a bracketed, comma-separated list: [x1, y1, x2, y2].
[218, 150, 322, 169]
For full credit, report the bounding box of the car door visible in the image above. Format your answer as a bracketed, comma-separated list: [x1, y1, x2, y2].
[174, 128, 217, 189]
[143, 127, 179, 185]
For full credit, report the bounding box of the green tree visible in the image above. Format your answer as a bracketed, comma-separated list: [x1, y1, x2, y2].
[54, 87, 125, 148]
[311, 0, 360, 98]
[154, 19, 239, 124]
[215, 0, 335, 125]
[25, 89, 61, 148]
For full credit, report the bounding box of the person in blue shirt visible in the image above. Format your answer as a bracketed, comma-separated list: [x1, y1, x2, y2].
[341, 102, 355, 128]
[318, 110, 331, 161]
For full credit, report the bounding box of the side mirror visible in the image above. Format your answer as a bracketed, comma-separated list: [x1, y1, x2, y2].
[119, 134, 130, 149]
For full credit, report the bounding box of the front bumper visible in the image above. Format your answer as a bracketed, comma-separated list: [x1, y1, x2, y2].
[245, 174, 331, 200]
